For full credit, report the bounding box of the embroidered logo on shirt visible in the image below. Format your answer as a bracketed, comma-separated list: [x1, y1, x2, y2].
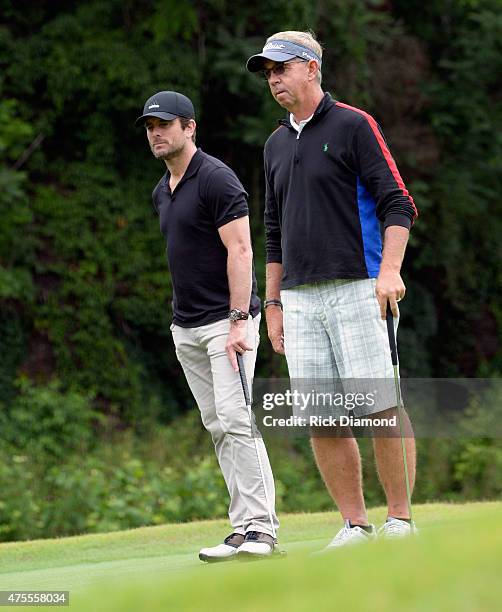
[323, 143, 329, 152]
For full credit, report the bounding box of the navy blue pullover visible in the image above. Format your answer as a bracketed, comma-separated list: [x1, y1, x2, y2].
[264, 93, 417, 289]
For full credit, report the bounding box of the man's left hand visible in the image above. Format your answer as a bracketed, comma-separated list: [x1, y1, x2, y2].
[375, 269, 406, 319]
[226, 321, 253, 372]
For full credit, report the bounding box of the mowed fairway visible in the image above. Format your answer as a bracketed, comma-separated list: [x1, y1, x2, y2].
[0, 502, 500, 611]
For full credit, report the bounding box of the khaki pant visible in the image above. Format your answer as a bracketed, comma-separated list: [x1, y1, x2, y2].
[171, 314, 279, 537]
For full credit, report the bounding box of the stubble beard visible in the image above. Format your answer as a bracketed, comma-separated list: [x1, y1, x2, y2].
[151, 140, 185, 161]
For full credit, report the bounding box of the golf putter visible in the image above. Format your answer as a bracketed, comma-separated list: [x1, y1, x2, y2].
[236, 352, 286, 557]
[386, 302, 415, 533]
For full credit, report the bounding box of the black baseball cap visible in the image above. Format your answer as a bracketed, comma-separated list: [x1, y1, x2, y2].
[135, 91, 195, 127]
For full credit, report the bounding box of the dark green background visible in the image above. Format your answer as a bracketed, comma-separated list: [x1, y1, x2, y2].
[0, 0, 500, 540]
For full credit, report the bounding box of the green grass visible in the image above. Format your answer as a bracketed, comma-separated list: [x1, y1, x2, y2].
[0, 502, 500, 610]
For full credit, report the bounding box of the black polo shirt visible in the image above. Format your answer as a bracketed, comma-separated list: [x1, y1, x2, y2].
[152, 148, 261, 328]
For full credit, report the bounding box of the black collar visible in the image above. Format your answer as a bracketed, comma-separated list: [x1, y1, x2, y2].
[164, 147, 204, 189]
[279, 92, 335, 131]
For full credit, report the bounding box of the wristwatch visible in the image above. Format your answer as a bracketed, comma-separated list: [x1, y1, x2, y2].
[229, 308, 250, 322]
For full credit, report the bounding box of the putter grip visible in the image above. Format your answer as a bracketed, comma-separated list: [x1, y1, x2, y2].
[386, 303, 398, 366]
[236, 353, 251, 406]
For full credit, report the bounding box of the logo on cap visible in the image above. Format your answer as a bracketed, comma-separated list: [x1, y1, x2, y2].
[263, 42, 286, 51]
[148, 103, 160, 109]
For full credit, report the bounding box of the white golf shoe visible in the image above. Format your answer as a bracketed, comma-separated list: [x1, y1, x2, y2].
[378, 517, 418, 538]
[236, 531, 276, 560]
[321, 520, 376, 551]
[199, 532, 245, 563]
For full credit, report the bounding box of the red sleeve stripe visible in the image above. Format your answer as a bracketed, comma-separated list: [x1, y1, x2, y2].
[336, 101, 418, 219]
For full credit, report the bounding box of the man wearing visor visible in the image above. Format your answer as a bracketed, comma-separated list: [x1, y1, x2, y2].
[246, 31, 418, 549]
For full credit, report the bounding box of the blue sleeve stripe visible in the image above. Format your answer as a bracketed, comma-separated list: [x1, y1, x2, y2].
[357, 177, 382, 277]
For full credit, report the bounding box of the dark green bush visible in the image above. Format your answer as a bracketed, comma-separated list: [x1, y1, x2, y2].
[0, 378, 100, 461]
[0, 0, 501, 542]
[1, 398, 501, 542]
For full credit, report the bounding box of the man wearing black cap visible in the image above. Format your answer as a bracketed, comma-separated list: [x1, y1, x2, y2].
[246, 31, 418, 549]
[136, 91, 279, 561]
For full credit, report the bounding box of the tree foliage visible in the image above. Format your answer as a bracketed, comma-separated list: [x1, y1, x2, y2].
[0, 0, 500, 418]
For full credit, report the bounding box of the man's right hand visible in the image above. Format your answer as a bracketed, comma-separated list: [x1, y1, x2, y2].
[266, 306, 285, 354]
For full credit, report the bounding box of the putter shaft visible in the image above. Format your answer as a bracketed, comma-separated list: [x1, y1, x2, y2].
[386, 304, 414, 532]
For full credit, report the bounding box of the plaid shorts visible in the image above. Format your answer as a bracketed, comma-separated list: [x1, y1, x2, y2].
[281, 279, 399, 418]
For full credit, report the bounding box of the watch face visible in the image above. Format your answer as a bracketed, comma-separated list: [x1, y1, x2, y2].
[229, 309, 248, 321]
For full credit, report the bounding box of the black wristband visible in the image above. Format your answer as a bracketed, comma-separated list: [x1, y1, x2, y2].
[264, 299, 283, 310]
